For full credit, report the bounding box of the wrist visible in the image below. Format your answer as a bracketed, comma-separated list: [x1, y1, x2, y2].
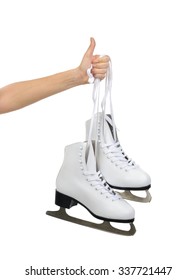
[75, 66, 88, 85]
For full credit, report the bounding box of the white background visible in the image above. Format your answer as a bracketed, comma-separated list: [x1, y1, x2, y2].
[0, 0, 196, 279]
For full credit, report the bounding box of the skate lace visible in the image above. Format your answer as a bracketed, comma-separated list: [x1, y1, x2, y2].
[101, 142, 135, 171]
[101, 60, 117, 142]
[87, 60, 115, 156]
[87, 59, 135, 170]
[83, 170, 120, 201]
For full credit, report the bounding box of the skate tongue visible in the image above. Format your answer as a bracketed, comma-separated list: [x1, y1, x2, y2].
[104, 115, 116, 144]
[86, 142, 96, 172]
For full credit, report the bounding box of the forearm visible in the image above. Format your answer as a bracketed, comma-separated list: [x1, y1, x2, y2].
[0, 67, 86, 114]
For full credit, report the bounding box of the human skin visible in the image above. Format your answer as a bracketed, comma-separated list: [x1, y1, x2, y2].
[0, 38, 110, 114]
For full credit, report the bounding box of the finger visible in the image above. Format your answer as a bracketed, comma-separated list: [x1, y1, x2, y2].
[92, 62, 109, 69]
[92, 55, 110, 63]
[93, 73, 106, 80]
[91, 69, 107, 78]
[91, 68, 107, 76]
[83, 37, 96, 60]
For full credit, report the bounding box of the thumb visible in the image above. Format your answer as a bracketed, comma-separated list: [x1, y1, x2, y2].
[83, 37, 96, 61]
[78, 38, 96, 81]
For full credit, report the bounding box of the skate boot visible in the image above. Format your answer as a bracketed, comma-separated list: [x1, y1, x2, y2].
[86, 113, 152, 203]
[46, 142, 136, 235]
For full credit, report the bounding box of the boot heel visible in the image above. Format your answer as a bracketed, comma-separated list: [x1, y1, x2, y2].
[55, 190, 77, 209]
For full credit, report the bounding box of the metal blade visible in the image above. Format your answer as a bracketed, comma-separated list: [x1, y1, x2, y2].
[118, 190, 152, 203]
[46, 207, 136, 236]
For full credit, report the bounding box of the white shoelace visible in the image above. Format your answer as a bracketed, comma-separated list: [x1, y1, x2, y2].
[87, 79, 100, 149]
[100, 142, 136, 171]
[87, 59, 135, 172]
[101, 60, 117, 142]
[87, 60, 115, 154]
[83, 170, 120, 201]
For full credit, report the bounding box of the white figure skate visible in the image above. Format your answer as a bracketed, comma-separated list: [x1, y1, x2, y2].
[46, 142, 136, 236]
[86, 113, 151, 203]
[85, 61, 152, 203]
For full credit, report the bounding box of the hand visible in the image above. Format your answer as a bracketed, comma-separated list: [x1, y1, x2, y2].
[79, 38, 110, 83]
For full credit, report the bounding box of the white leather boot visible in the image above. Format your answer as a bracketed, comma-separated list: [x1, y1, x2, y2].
[56, 141, 135, 220]
[47, 142, 136, 235]
[86, 113, 152, 202]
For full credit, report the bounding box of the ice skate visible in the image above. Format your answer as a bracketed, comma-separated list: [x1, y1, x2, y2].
[85, 61, 152, 203]
[86, 114, 151, 203]
[46, 142, 136, 236]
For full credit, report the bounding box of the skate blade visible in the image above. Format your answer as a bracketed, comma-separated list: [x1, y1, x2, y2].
[46, 207, 136, 236]
[118, 190, 152, 203]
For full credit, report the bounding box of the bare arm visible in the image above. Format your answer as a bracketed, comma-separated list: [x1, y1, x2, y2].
[0, 38, 109, 114]
[0, 69, 85, 113]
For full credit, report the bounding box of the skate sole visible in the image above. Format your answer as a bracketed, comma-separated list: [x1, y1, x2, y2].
[55, 190, 134, 223]
[108, 184, 151, 191]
